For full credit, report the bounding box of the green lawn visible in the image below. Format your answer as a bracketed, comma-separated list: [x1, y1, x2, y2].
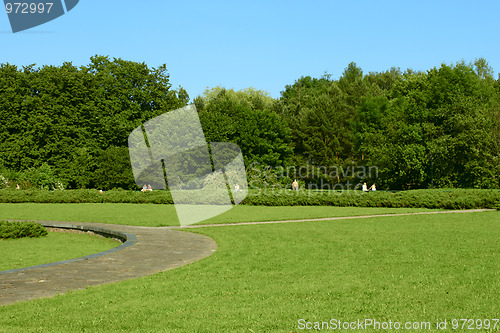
[0, 231, 120, 271]
[1, 210, 498, 332]
[0, 203, 437, 227]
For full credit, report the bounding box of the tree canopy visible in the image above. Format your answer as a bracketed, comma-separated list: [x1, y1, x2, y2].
[0, 57, 498, 190]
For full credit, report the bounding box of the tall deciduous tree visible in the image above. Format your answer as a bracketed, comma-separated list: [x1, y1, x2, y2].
[0, 56, 187, 189]
[196, 87, 292, 168]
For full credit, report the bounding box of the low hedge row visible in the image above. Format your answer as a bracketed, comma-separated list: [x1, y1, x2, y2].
[0, 220, 48, 239]
[0, 188, 499, 210]
[243, 189, 500, 210]
[0, 189, 174, 204]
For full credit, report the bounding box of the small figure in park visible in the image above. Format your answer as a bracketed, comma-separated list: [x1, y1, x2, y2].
[16, 184, 20, 190]
[141, 184, 147, 192]
[147, 184, 153, 191]
[369, 183, 377, 191]
[362, 182, 368, 192]
[292, 179, 299, 191]
[99, 189, 103, 194]
[234, 184, 240, 192]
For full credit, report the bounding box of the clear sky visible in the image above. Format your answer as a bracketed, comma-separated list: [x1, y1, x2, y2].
[1, 0, 499, 99]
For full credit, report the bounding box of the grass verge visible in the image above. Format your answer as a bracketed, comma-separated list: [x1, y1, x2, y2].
[0, 203, 437, 227]
[0, 231, 120, 271]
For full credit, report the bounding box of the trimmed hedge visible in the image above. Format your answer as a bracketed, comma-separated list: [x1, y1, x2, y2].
[0, 188, 499, 210]
[0, 220, 48, 239]
[0, 189, 174, 204]
[243, 189, 500, 210]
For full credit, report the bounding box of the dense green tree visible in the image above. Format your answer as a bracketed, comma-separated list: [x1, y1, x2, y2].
[94, 146, 136, 190]
[197, 87, 292, 168]
[356, 60, 499, 189]
[278, 75, 336, 164]
[1, 57, 498, 190]
[0, 56, 187, 189]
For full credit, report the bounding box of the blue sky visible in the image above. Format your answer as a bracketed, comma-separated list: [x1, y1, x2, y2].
[1, 0, 499, 99]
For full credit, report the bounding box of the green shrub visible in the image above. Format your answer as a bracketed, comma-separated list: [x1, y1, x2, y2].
[0, 188, 499, 210]
[0, 189, 174, 204]
[0, 220, 48, 239]
[0, 175, 8, 189]
[241, 188, 500, 209]
[18, 163, 64, 190]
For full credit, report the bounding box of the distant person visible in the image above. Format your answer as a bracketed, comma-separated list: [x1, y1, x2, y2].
[234, 184, 240, 192]
[362, 182, 368, 192]
[147, 184, 153, 191]
[369, 183, 377, 191]
[99, 189, 103, 194]
[16, 184, 20, 190]
[141, 184, 147, 192]
[292, 180, 299, 191]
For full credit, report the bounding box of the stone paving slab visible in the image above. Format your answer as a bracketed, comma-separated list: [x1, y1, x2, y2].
[0, 221, 217, 306]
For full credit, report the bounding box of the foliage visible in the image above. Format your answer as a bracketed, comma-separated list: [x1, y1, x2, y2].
[278, 59, 500, 189]
[246, 163, 293, 189]
[243, 189, 500, 209]
[0, 56, 187, 190]
[94, 147, 136, 190]
[0, 174, 8, 189]
[195, 86, 275, 111]
[353, 62, 499, 189]
[1, 57, 499, 190]
[0, 188, 498, 210]
[197, 87, 293, 168]
[0, 188, 174, 204]
[17, 163, 64, 190]
[0, 220, 47, 239]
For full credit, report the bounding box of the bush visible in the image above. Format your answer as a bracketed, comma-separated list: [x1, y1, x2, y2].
[0, 188, 499, 210]
[242, 189, 500, 209]
[0, 174, 8, 189]
[0, 163, 19, 189]
[18, 163, 64, 190]
[0, 220, 48, 239]
[0, 188, 174, 204]
[94, 147, 137, 190]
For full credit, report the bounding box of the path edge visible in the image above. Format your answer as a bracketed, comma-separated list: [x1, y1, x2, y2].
[0, 221, 138, 275]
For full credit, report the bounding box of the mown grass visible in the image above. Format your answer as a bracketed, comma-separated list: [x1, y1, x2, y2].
[0, 203, 436, 227]
[0, 231, 120, 271]
[0, 211, 498, 332]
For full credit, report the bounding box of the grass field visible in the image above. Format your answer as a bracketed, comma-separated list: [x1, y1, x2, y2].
[0, 231, 120, 271]
[0, 203, 437, 227]
[0, 209, 498, 332]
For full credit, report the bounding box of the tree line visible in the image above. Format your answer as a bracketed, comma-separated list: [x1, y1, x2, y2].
[0, 56, 498, 190]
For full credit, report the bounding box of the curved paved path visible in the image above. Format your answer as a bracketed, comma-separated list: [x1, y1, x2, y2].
[0, 209, 494, 306]
[0, 221, 217, 306]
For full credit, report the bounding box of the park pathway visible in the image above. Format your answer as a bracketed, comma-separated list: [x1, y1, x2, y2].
[0, 209, 494, 306]
[0, 221, 217, 306]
